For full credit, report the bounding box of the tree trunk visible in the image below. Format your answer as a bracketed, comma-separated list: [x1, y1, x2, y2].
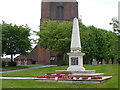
[11, 54, 13, 62]
[63, 53, 68, 61]
[106, 60, 109, 64]
[119, 61, 120, 64]
[101, 59, 103, 64]
[63, 54, 66, 60]
[111, 59, 114, 64]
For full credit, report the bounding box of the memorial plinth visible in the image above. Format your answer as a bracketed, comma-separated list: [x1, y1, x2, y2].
[67, 52, 85, 71]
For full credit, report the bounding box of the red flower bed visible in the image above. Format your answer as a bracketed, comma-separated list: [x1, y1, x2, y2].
[77, 77, 102, 80]
[37, 76, 102, 80]
[67, 76, 102, 80]
[58, 76, 63, 79]
[82, 77, 89, 79]
[37, 76, 46, 78]
[91, 77, 102, 79]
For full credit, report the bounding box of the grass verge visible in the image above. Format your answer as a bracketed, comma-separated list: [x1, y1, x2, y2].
[2, 64, 118, 88]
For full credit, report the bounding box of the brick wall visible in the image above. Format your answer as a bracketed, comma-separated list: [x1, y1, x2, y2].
[41, 2, 78, 21]
[15, 60, 32, 65]
[14, 45, 58, 65]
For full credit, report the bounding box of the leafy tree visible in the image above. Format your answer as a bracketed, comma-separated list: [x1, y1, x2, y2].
[37, 20, 119, 64]
[110, 17, 120, 63]
[2, 21, 32, 61]
[38, 20, 73, 61]
[84, 26, 118, 64]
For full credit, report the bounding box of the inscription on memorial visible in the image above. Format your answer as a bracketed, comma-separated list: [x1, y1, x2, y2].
[71, 57, 78, 65]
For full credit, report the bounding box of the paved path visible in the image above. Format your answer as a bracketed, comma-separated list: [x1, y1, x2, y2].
[0, 77, 38, 79]
[0, 65, 57, 73]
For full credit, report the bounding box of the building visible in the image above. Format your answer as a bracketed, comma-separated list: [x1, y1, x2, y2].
[41, 0, 78, 21]
[15, 0, 78, 65]
[15, 45, 58, 65]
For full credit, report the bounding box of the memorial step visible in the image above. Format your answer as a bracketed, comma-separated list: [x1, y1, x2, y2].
[36, 76, 112, 84]
[56, 70, 96, 74]
[69, 73, 104, 77]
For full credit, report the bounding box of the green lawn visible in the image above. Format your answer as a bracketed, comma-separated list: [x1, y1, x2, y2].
[1, 64, 45, 71]
[2, 64, 119, 88]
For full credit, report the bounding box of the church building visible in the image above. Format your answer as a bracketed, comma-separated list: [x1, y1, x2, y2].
[41, 0, 78, 21]
[14, 0, 78, 65]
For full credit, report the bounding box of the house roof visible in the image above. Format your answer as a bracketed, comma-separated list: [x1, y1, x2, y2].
[15, 55, 33, 60]
[15, 45, 40, 60]
[14, 45, 58, 61]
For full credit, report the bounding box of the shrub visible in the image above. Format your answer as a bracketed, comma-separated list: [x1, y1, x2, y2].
[58, 60, 69, 66]
[8, 61, 17, 66]
[62, 60, 69, 65]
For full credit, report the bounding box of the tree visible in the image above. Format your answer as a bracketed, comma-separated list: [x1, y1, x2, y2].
[2, 21, 32, 61]
[37, 20, 119, 64]
[83, 26, 118, 64]
[81, 26, 108, 63]
[38, 20, 72, 52]
[110, 17, 120, 63]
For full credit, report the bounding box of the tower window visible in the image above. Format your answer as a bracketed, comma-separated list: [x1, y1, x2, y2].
[56, 6, 64, 19]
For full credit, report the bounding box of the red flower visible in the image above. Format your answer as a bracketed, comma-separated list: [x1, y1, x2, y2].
[91, 77, 102, 79]
[82, 77, 89, 79]
[77, 77, 81, 79]
[58, 76, 62, 79]
[37, 76, 102, 80]
[37, 76, 46, 78]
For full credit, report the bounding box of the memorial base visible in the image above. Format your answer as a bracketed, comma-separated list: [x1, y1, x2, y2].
[67, 51, 85, 71]
[67, 66, 85, 71]
[36, 76, 112, 84]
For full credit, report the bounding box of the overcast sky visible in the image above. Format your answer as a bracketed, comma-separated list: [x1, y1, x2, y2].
[0, 0, 119, 58]
[0, 0, 119, 34]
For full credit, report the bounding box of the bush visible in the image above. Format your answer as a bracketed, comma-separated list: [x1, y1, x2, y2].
[62, 60, 69, 65]
[1, 61, 6, 67]
[58, 60, 69, 66]
[8, 61, 17, 66]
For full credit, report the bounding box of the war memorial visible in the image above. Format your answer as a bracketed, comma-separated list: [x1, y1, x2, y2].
[36, 18, 112, 83]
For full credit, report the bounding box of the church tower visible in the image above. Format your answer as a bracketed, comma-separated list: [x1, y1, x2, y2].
[41, 0, 78, 21]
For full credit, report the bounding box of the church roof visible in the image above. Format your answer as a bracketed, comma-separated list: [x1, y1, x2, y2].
[41, 0, 77, 2]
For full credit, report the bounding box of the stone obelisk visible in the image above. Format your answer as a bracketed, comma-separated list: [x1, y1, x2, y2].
[67, 18, 85, 71]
